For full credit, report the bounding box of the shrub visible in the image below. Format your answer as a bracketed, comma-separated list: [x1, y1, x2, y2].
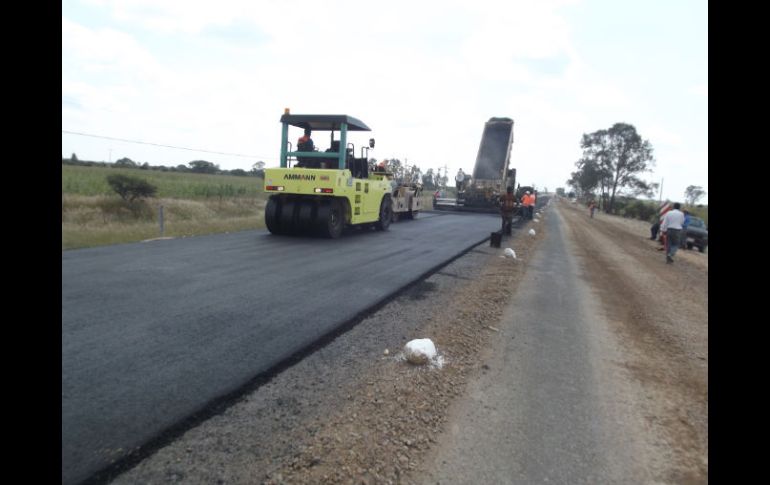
[612, 197, 629, 216]
[106, 174, 158, 202]
[622, 199, 657, 221]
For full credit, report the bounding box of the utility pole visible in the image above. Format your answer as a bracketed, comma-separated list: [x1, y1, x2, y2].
[659, 178, 664, 203]
[109, 148, 112, 164]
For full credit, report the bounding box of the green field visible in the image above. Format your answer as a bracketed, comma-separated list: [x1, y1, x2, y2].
[62, 165, 263, 198]
[62, 165, 442, 250]
[62, 165, 267, 249]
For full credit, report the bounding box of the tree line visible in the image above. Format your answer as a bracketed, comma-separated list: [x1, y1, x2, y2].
[64, 154, 458, 191]
[63, 154, 266, 177]
[371, 158, 449, 190]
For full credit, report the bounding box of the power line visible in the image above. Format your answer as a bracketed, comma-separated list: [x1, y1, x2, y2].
[62, 130, 275, 160]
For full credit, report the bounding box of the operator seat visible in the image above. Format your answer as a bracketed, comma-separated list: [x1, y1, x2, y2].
[321, 141, 341, 168]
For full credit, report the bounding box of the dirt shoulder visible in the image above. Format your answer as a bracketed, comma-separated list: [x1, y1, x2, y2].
[558, 201, 708, 483]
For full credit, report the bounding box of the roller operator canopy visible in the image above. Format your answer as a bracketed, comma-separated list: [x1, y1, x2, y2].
[280, 114, 371, 132]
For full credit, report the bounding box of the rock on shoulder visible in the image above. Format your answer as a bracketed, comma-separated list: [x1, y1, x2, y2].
[404, 338, 437, 365]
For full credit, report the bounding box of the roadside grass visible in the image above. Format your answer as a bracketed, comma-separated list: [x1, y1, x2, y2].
[62, 164, 268, 249]
[609, 197, 708, 227]
[62, 194, 267, 250]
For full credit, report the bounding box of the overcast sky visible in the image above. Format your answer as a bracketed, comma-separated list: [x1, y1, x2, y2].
[62, 0, 707, 204]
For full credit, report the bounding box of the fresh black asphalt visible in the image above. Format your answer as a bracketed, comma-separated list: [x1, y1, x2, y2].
[62, 211, 500, 485]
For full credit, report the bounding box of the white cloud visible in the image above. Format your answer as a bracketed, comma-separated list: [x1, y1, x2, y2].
[690, 83, 708, 97]
[62, 17, 165, 81]
[642, 125, 684, 149]
[63, 0, 706, 203]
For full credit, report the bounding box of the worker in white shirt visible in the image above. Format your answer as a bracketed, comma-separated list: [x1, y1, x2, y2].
[660, 202, 685, 264]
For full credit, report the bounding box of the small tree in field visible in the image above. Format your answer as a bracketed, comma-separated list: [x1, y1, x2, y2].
[684, 185, 706, 206]
[114, 157, 137, 168]
[189, 160, 219, 174]
[106, 174, 157, 202]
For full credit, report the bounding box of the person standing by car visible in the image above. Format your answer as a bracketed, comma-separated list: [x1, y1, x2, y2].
[660, 202, 685, 263]
[650, 215, 660, 240]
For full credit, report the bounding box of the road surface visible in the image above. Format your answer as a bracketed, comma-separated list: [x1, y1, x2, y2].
[62, 211, 499, 485]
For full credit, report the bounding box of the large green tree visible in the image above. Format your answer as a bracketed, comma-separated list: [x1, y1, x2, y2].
[567, 158, 605, 199]
[578, 123, 655, 212]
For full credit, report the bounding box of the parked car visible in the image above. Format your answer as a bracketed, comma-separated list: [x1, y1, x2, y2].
[685, 216, 708, 252]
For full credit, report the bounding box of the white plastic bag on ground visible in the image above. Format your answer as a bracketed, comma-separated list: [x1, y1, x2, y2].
[528, 229, 536, 236]
[404, 338, 437, 365]
[504, 248, 516, 259]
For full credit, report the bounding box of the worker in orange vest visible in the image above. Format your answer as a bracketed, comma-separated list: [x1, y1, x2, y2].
[520, 191, 534, 220]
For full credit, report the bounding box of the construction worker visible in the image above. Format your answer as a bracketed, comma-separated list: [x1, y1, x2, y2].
[295, 127, 314, 168]
[455, 168, 466, 192]
[521, 191, 534, 220]
[297, 127, 314, 151]
[500, 186, 517, 235]
[660, 202, 685, 263]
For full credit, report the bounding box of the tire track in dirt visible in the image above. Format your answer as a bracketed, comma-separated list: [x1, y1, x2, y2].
[558, 201, 708, 484]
